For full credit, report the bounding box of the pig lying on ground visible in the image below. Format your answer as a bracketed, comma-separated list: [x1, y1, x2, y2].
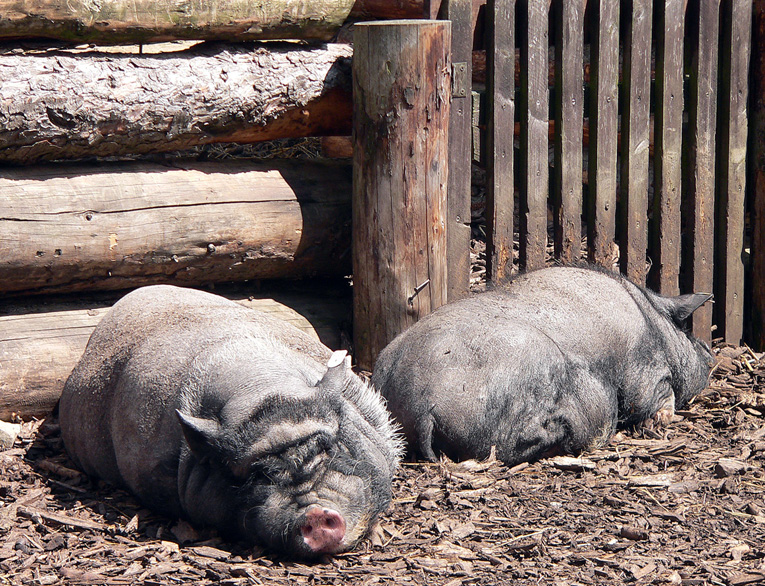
[372, 266, 713, 466]
[60, 285, 403, 558]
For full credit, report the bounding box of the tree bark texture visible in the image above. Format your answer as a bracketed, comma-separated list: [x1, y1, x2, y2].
[0, 0, 426, 44]
[0, 286, 349, 420]
[352, 20, 450, 371]
[0, 0, 357, 43]
[0, 42, 352, 165]
[0, 159, 352, 297]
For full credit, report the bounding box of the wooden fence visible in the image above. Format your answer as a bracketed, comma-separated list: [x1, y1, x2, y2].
[440, 0, 754, 345]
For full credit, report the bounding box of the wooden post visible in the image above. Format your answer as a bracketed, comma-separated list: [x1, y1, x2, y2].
[440, 0, 473, 302]
[619, 0, 652, 286]
[649, 0, 685, 296]
[353, 20, 450, 371]
[486, 0, 516, 282]
[684, 0, 720, 344]
[519, 0, 550, 272]
[587, 0, 619, 266]
[714, 0, 752, 345]
[552, 0, 584, 264]
[752, 0, 765, 351]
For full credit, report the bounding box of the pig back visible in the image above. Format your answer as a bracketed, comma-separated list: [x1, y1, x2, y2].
[499, 267, 651, 357]
[59, 285, 332, 513]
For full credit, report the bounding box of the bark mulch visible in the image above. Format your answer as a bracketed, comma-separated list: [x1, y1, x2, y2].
[1, 345, 764, 586]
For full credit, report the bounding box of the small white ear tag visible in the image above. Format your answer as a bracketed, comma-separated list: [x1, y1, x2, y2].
[327, 350, 348, 369]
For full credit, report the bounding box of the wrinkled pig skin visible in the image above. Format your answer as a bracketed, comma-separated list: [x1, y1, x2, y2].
[372, 266, 713, 466]
[60, 285, 403, 559]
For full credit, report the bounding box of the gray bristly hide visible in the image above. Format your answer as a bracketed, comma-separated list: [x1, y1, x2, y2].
[60, 285, 403, 559]
[372, 265, 713, 466]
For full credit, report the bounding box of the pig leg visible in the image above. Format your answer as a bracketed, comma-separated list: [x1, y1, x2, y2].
[652, 392, 675, 426]
[414, 412, 438, 462]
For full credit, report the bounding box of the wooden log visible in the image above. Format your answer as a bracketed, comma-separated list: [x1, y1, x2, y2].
[619, 0, 652, 286]
[441, 0, 473, 302]
[552, 0, 584, 264]
[684, 0, 720, 344]
[714, 0, 751, 345]
[0, 43, 353, 166]
[0, 159, 352, 297]
[587, 0, 619, 266]
[485, 0, 515, 282]
[0, 283, 351, 420]
[648, 0, 685, 296]
[352, 20, 450, 371]
[519, 0, 549, 272]
[0, 0, 428, 44]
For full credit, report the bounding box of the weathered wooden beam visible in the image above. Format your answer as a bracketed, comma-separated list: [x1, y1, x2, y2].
[587, 0, 619, 266]
[619, 0, 652, 286]
[0, 0, 429, 44]
[518, 0, 549, 272]
[352, 20, 450, 371]
[485, 0, 515, 282]
[649, 0, 685, 296]
[0, 283, 351, 420]
[751, 0, 765, 351]
[0, 159, 352, 297]
[552, 0, 584, 264]
[0, 43, 352, 166]
[684, 0, 720, 344]
[442, 0, 473, 302]
[714, 0, 751, 345]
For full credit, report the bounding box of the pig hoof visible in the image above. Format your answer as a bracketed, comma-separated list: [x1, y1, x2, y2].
[653, 408, 674, 427]
[301, 507, 346, 554]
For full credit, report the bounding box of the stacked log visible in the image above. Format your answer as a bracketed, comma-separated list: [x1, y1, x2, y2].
[0, 43, 353, 165]
[0, 159, 352, 296]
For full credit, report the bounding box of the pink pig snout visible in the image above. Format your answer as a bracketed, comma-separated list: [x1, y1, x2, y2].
[300, 506, 347, 554]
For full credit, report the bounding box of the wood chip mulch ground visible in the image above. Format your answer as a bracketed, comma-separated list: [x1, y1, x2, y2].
[2, 344, 764, 586]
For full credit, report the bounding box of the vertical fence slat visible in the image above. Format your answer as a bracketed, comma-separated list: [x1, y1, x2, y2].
[587, 0, 619, 265]
[685, 0, 720, 343]
[486, 0, 516, 282]
[619, 0, 652, 285]
[442, 0, 474, 301]
[553, 0, 584, 263]
[753, 1, 765, 351]
[520, 0, 550, 271]
[714, 0, 752, 345]
[649, 0, 685, 296]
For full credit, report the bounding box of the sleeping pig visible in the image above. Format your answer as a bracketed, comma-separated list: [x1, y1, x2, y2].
[372, 265, 713, 466]
[59, 285, 403, 558]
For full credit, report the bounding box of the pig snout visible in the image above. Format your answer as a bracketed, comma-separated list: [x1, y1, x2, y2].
[300, 506, 347, 554]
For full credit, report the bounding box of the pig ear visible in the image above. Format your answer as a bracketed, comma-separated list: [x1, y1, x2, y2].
[317, 350, 349, 390]
[666, 293, 713, 324]
[176, 410, 222, 457]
